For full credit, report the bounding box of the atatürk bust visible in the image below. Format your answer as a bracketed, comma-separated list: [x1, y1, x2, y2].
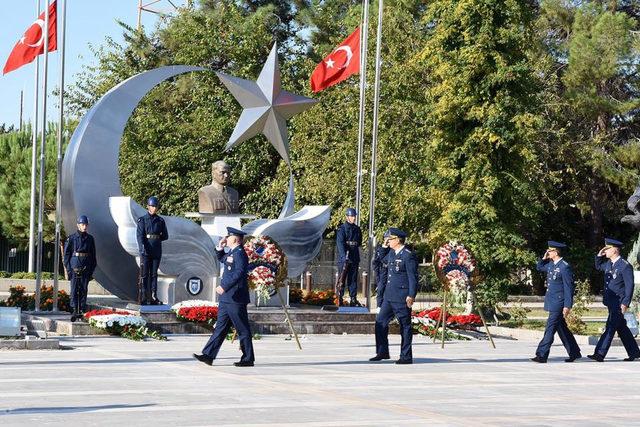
[198, 160, 239, 214]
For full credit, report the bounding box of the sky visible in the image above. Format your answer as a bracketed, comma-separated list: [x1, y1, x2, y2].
[0, 0, 188, 129]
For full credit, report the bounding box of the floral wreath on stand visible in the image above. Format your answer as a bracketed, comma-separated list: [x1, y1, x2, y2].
[434, 241, 477, 306]
[244, 235, 288, 304]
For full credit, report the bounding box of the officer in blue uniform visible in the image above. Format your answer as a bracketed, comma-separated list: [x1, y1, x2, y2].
[373, 230, 391, 308]
[194, 227, 255, 367]
[136, 196, 168, 305]
[336, 208, 363, 306]
[531, 241, 581, 363]
[589, 238, 640, 362]
[63, 215, 97, 320]
[370, 228, 418, 364]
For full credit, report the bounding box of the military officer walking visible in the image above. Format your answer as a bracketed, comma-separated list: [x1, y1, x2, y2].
[370, 228, 418, 364]
[589, 238, 640, 362]
[531, 241, 581, 363]
[63, 215, 97, 320]
[194, 227, 255, 367]
[336, 208, 363, 306]
[136, 196, 168, 305]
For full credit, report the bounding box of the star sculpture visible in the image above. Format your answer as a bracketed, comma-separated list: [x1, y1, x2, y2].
[216, 44, 317, 165]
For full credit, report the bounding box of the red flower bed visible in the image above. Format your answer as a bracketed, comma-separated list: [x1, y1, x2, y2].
[177, 306, 218, 325]
[412, 308, 481, 328]
[84, 309, 132, 319]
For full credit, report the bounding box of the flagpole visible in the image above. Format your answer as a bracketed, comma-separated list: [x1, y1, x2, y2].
[355, 0, 370, 226]
[35, 0, 51, 311]
[53, 0, 66, 311]
[28, 0, 41, 274]
[366, 0, 384, 307]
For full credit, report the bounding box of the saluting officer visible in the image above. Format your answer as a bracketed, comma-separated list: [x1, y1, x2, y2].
[136, 196, 168, 305]
[336, 208, 363, 306]
[531, 241, 581, 363]
[589, 238, 640, 362]
[369, 228, 418, 364]
[194, 227, 255, 367]
[373, 230, 391, 309]
[63, 215, 97, 320]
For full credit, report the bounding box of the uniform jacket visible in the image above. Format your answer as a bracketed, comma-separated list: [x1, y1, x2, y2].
[136, 213, 168, 258]
[378, 246, 418, 304]
[217, 245, 250, 305]
[336, 222, 362, 264]
[595, 255, 635, 307]
[373, 245, 390, 307]
[63, 231, 97, 277]
[536, 258, 574, 312]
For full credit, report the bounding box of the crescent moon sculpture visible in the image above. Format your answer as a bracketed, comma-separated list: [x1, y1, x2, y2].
[61, 66, 205, 300]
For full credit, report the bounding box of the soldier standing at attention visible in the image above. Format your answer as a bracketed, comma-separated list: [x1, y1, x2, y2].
[589, 238, 640, 362]
[136, 196, 168, 305]
[336, 208, 363, 307]
[63, 215, 97, 320]
[369, 228, 418, 364]
[194, 227, 255, 367]
[531, 241, 581, 363]
[373, 230, 391, 309]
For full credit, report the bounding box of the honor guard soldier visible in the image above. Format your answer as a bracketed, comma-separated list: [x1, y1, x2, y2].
[373, 230, 391, 309]
[531, 241, 581, 363]
[369, 228, 418, 364]
[136, 196, 168, 305]
[589, 238, 640, 362]
[63, 215, 97, 321]
[194, 227, 255, 367]
[336, 208, 363, 306]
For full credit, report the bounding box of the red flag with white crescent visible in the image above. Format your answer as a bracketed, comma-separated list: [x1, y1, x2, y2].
[310, 27, 360, 93]
[3, 1, 57, 75]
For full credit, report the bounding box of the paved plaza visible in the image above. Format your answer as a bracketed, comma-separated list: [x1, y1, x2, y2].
[1, 334, 640, 426]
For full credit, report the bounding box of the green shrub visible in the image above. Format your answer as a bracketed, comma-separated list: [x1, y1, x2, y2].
[0, 271, 10, 278]
[566, 279, 594, 335]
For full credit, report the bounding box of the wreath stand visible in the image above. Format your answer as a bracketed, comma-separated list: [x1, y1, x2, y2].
[432, 249, 495, 349]
[232, 287, 302, 350]
[430, 290, 495, 349]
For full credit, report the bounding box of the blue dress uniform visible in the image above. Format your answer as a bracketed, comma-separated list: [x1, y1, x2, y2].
[533, 241, 581, 362]
[336, 208, 363, 304]
[63, 216, 97, 313]
[136, 197, 168, 304]
[201, 227, 255, 365]
[373, 228, 418, 363]
[592, 238, 640, 361]
[373, 243, 390, 308]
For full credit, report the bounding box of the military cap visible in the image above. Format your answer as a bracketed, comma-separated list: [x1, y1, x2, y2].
[387, 227, 407, 239]
[76, 215, 89, 224]
[604, 237, 623, 248]
[147, 196, 159, 207]
[547, 241, 567, 251]
[226, 226, 247, 237]
[345, 208, 357, 217]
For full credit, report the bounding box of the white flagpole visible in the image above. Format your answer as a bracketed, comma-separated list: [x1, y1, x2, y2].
[355, 0, 370, 226]
[366, 0, 383, 303]
[53, 0, 66, 311]
[28, 0, 42, 273]
[35, 0, 51, 311]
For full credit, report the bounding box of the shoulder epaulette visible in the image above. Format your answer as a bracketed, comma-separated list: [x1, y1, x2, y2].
[561, 260, 569, 266]
[137, 217, 143, 222]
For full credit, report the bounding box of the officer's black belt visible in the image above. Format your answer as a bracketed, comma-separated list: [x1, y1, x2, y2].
[346, 241, 358, 246]
[146, 234, 161, 239]
[74, 252, 89, 257]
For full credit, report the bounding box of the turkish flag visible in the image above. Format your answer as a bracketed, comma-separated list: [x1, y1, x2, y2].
[3, 1, 57, 75]
[310, 27, 360, 93]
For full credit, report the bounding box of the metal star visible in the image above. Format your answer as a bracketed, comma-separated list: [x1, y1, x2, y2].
[216, 43, 317, 165]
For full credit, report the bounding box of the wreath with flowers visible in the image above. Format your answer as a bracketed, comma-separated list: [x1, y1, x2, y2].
[244, 235, 288, 303]
[434, 241, 477, 305]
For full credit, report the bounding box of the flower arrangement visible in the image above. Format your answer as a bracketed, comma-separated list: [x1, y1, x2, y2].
[171, 300, 216, 311]
[434, 241, 477, 304]
[244, 235, 287, 303]
[0, 285, 70, 312]
[411, 308, 482, 333]
[86, 312, 165, 341]
[301, 289, 336, 306]
[176, 306, 219, 325]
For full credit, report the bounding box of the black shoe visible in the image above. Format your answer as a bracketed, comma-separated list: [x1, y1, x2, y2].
[395, 359, 413, 365]
[530, 356, 547, 363]
[369, 354, 390, 361]
[624, 355, 639, 362]
[350, 299, 362, 307]
[565, 355, 582, 363]
[193, 353, 213, 366]
[588, 354, 604, 362]
[234, 361, 254, 367]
